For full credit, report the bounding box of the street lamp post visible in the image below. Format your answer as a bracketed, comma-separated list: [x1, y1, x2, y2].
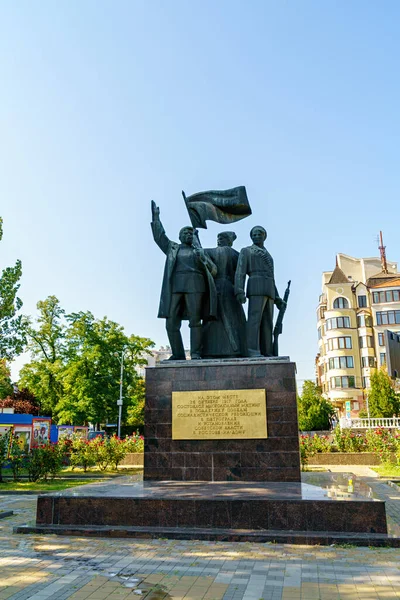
[115, 350, 126, 438]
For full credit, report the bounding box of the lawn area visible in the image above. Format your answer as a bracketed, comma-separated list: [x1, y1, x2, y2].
[59, 465, 143, 475]
[0, 479, 104, 492]
[1, 466, 143, 478]
[371, 464, 400, 478]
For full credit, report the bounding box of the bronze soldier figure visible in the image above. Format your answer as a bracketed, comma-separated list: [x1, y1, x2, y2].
[235, 226, 285, 357]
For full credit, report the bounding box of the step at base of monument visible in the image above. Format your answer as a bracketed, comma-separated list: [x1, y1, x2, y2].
[31, 480, 388, 539]
[13, 523, 400, 547]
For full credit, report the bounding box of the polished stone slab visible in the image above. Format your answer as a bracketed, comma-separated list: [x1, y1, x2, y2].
[33, 478, 387, 536]
[41, 478, 372, 501]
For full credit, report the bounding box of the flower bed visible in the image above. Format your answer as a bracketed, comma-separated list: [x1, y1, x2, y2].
[300, 428, 400, 468]
[0, 432, 144, 481]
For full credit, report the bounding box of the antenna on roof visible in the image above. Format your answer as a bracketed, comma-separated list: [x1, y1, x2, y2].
[378, 231, 388, 274]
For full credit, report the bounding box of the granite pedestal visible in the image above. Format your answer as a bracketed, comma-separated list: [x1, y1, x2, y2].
[144, 358, 300, 482]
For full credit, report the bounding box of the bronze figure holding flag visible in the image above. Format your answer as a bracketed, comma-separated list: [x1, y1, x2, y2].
[151, 186, 289, 359]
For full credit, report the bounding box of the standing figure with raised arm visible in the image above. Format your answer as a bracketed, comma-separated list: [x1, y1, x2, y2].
[151, 200, 217, 360]
[235, 226, 286, 357]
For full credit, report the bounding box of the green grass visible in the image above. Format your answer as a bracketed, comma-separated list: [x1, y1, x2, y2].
[0, 478, 104, 492]
[301, 466, 328, 472]
[60, 465, 143, 475]
[1, 465, 143, 478]
[371, 464, 400, 478]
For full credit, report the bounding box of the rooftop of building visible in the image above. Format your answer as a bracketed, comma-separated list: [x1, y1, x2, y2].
[327, 265, 349, 285]
[367, 273, 400, 288]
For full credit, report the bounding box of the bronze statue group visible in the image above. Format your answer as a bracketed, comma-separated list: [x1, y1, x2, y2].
[151, 190, 289, 361]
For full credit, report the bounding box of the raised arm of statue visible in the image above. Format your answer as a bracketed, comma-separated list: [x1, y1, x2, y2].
[150, 201, 171, 255]
[234, 249, 247, 304]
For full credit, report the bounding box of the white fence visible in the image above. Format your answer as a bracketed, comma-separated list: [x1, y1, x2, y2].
[350, 417, 400, 429]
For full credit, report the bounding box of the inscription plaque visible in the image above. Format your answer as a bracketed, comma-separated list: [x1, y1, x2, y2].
[172, 389, 267, 440]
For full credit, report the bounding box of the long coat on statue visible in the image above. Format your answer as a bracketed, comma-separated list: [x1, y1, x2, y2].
[151, 219, 217, 319]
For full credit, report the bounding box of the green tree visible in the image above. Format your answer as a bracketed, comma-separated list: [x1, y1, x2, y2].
[297, 380, 334, 431]
[19, 297, 154, 426]
[367, 367, 400, 418]
[0, 359, 13, 399]
[126, 378, 145, 427]
[57, 311, 153, 426]
[18, 296, 66, 415]
[0, 217, 25, 359]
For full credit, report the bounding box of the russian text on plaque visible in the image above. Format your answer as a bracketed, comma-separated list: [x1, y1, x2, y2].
[172, 389, 267, 440]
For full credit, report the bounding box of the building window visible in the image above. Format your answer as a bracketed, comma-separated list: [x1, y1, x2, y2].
[333, 297, 349, 309]
[380, 352, 386, 366]
[357, 314, 372, 327]
[358, 295, 367, 308]
[318, 307, 326, 320]
[373, 290, 400, 304]
[328, 337, 352, 351]
[378, 333, 385, 346]
[318, 326, 322, 340]
[359, 335, 374, 348]
[376, 310, 400, 325]
[329, 356, 354, 369]
[362, 376, 371, 388]
[330, 376, 356, 389]
[326, 316, 351, 330]
[362, 356, 375, 368]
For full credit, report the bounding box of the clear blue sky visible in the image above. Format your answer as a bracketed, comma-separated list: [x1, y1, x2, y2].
[1, 1, 399, 384]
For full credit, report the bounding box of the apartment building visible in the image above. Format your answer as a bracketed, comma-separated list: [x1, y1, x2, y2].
[316, 240, 400, 418]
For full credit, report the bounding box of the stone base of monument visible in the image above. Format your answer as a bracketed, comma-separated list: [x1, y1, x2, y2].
[14, 358, 395, 546]
[14, 478, 397, 546]
[144, 358, 301, 482]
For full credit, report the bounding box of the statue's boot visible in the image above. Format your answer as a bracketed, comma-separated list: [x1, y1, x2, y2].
[190, 326, 202, 360]
[248, 349, 262, 358]
[167, 331, 186, 360]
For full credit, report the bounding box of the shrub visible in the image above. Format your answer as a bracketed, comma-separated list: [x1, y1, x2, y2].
[90, 436, 110, 471]
[44, 443, 64, 479]
[0, 430, 11, 482]
[123, 433, 144, 453]
[107, 435, 127, 469]
[309, 434, 331, 453]
[27, 447, 45, 482]
[332, 428, 368, 453]
[8, 439, 25, 481]
[299, 435, 315, 468]
[27, 444, 63, 481]
[70, 437, 96, 472]
[365, 428, 398, 464]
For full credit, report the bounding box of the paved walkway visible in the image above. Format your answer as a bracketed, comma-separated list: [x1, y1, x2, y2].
[1, 471, 400, 600]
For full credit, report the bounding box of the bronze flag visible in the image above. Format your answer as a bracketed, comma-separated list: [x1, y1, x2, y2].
[183, 186, 251, 229]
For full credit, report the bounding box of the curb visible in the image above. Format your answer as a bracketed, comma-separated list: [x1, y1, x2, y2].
[0, 510, 13, 519]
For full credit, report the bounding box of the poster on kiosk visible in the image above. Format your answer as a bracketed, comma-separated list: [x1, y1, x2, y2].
[13, 426, 32, 453]
[31, 419, 51, 448]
